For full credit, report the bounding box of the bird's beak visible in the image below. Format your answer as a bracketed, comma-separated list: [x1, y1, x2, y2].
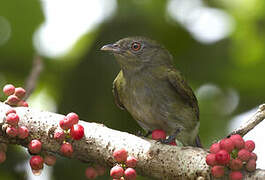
[100, 44, 121, 53]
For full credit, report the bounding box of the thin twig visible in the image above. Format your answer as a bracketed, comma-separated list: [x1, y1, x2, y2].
[228, 104, 265, 137]
[24, 55, 43, 100]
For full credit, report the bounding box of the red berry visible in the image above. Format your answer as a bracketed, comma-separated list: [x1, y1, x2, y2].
[60, 142, 73, 157]
[220, 138, 234, 153]
[18, 100, 29, 107]
[0, 151, 6, 163]
[3, 84, 15, 96]
[206, 153, 216, 166]
[44, 155, 56, 166]
[14, 87, 26, 98]
[66, 112, 79, 126]
[246, 159, 256, 172]
[250, 152, 257, 161]
[28, 140, 42, 154]
[5, 109, 16, 116]
[70, 124, 84, 140]
[30, 155, 44, 170]
[229, 134, 244, 150]
[6, 126, 18, 137]
[124, 168, 137, 180]
[113, 149, 128, 162]
[53, 129, 65, 141]
[151, 129, 166, 140]
[5, 113, 19, 126]
[211, 165, 224, 178]
[229, 158, 243, 171]
[85, 167, 98, 179]
[244, 140, 255, 152]
[59, 117, 67, 130]
[126, 156, 138, 168]
[237, 149, 251, 162]
[6, 95, 20, 105]
[94, 165, 106, 176]
[229, 171, 243, 180]
[18, 126, 29, 139]
[59, 117, 71, 130]
[110, 165, 124, 179]
[210, 143, 220, 154]
[215, 150, 230, 165]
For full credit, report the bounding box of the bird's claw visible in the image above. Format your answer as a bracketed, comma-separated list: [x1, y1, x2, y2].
[159, 128, 182, 144]
[159, 135, 176, 144]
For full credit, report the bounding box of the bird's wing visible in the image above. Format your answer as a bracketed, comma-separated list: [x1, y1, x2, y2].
[112, 71, 125, 110]
[167, 68, 199, 119]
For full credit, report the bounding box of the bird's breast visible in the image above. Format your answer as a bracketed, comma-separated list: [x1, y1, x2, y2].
[121, 74, 174, 131]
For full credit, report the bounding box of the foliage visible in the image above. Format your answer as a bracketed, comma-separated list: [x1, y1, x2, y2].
[0, 0, 264, 179]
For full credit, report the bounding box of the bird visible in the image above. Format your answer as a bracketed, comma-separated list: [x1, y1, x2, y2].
[101, 37, 201, 147]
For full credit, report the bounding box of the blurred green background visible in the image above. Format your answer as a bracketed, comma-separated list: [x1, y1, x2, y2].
[0, 0, 265, 179]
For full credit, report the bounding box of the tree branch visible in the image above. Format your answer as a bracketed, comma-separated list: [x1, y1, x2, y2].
[228, 104, 265, 137]
[24, 55, 43, 100]
[0, 102, 265, 179]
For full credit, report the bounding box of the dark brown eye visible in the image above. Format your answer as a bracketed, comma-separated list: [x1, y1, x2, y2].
[131, 42, 141, 51]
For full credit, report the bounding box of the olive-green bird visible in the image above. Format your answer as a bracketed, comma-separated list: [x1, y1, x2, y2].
[101, 37, 201, 147]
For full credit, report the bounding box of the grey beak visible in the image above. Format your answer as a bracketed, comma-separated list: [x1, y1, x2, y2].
[100, 44, 121, 53]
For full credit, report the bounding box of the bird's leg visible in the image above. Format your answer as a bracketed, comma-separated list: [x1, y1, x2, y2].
[159, 128, 182, 144]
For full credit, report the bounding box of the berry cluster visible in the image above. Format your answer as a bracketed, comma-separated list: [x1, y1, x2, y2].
[2, 84, 29, 139]
[1, 85, 30, 165]
[85, 165, 106, 179]
[3, 84, 28, 107]
[206, 134, 257, 179]
[28, 139, 57, 174]
[29, 153, 57, 175]
[2, 84, 93, 177]
[29, 112, 85, 174]
[2, 84, 57, 175]
[55, 113, 84, 157]
[110, 149, 138, 180]
[4, 108, 29, 139]
[151, 129, 177, 146]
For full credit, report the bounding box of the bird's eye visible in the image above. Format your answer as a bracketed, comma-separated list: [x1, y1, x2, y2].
[131, 42, 141, 51]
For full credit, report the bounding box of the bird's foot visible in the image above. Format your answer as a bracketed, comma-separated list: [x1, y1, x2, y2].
[159, 135, 176, 144]
[159, 128, 182, 144]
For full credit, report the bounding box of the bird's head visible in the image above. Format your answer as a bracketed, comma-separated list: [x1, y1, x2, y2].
[101, 37, 173, 71]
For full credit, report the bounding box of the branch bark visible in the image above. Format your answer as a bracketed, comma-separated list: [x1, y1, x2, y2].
[0, 102, 264, 179]
[228, 104, 265, 137]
